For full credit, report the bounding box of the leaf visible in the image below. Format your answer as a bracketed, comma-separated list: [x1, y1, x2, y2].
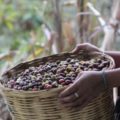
[34, 47, 44, 56]
[5, 21, 13, 30]
[27, 54, 35, 61]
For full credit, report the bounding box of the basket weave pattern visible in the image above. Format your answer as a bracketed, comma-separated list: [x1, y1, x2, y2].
[1, 52, 115, 120]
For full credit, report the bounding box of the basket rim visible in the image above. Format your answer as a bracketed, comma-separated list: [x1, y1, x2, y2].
[0, 51, 115, 93]
[2, 51, 116, 75]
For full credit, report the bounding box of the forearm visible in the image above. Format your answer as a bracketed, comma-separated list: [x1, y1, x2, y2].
[105, 51, 120, 68]
[105, 68, 120, 88]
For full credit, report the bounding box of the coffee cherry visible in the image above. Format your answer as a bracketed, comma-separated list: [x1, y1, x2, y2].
[52, 81, 58, 88]
[48, 80, 52, 84]
[44, 84, 52, 89]
[65, 80, 72, 85]
[5, 55, 110, 91]
[16, 77, 21, 84]
[58, 79, 65, 84]
[32, 88, 38, 91]
[65, 58, 69, 62]
[22, 86, 28, 90]
[92, 63, 99, 68]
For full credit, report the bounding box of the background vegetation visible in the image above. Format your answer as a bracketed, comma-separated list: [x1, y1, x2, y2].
[0, 0, 119, 76]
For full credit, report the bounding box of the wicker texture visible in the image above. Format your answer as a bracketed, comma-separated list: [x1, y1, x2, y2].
[1, 51, 115, 120]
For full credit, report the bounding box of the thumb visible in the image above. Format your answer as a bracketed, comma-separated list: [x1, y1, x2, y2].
[71, 44, 86, 54]
[59, 83, 78, 98]
[59, 72, 84, 98]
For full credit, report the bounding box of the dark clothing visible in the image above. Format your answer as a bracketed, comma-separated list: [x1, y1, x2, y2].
[114, 97, 120, 120]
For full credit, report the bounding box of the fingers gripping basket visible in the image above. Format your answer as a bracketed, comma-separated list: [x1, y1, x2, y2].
[1, 51, 115, 120]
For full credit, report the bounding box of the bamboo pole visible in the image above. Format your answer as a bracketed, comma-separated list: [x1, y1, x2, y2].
[101, 0, 120, 51]
[87, 1, 120, 51]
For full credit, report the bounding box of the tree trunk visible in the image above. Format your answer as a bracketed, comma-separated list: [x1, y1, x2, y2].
[52, 0, 63, 53]
[76, 0, 88, 43]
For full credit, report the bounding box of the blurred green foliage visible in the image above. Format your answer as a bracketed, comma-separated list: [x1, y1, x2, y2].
[0, 0, 46, 50]
[0, 0, 113, 76]
[0, 0, 54, 74]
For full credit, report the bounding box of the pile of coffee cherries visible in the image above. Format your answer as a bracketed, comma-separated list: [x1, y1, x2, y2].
[3, 56, 110, 91]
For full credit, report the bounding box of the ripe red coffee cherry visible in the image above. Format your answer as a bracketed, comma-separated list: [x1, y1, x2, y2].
[58, 79, 65, 84]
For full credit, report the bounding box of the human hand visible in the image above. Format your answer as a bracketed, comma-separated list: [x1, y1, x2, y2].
[71, 43, 102, 54]
[59, 71, 104, 110]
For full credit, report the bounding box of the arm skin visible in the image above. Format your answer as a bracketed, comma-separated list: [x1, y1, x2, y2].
[104, 52, 120, 90]
[105, 68, 120, 88]
[105, 51, 120, 68]
[103, 51, 120, 89]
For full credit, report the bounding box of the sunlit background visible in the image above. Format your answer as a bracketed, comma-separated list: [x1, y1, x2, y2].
[0, 0, 119, 75]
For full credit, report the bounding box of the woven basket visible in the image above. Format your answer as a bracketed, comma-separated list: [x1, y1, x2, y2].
[1, 51, 115, 120]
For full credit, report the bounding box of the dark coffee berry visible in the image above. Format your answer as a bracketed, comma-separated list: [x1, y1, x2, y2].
[92, 63, 99, 68]
[102, 61, 109, 66]
[66, 67, 71, 72]
[66, 58, 71, 62]
[98, 64, 104, 69]
[56, 60, 60, 64]
[65, 77, 71, 81]
[50, 69, 56, 74]
[97, 59, 102, 63]
[80, 66, 84, 70]
[65, 80, 72, 85]
[5, 54, 110, 91]
[39, 85, 44, 90]
[89, 65, 93, 69]
[59, 73, 66, 77]
[48, 80, 52, 84]
[83, 63, 89, 67]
